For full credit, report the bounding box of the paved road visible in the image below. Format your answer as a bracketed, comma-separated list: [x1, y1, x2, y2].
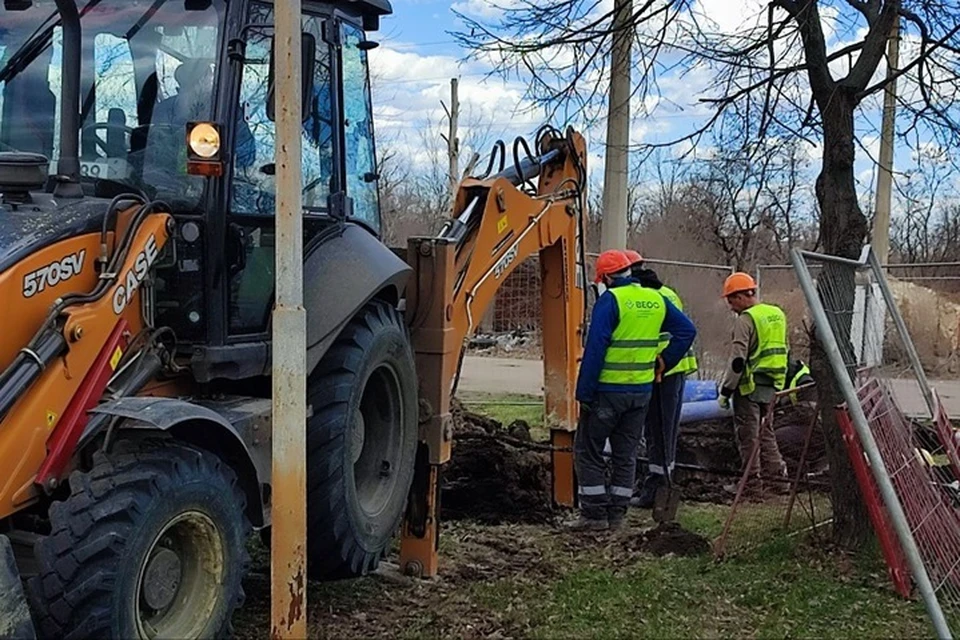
[460, 356, 960, 419]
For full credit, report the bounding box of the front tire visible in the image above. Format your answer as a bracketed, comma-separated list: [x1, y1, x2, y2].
[306, 300, 418, 579]
[28, 438, 250, 640]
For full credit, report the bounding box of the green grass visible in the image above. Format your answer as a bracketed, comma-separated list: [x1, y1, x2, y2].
[458, 392, 548, 439]
[463, 507, 931, 639]
[234, 395, 936, 639]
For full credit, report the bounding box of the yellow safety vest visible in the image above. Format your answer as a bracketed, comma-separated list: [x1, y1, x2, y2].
[739, 303, 789, 396]
[598, 284, 667, 386]
[787, 363, 812, 404]
[656, 285, 698, 377]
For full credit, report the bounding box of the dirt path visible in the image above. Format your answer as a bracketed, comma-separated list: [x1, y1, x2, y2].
[459, 356, 960, 418]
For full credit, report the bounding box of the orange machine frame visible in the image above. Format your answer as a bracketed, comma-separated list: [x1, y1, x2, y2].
[0, 212, 171, 518]
[399, 129, 587, 577]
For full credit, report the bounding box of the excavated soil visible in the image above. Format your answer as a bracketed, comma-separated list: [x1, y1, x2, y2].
[442, 400, 826, 520]
[441, 400, 555, 524]
[232, 404, 825, 638]
[626, 522, 711, 557]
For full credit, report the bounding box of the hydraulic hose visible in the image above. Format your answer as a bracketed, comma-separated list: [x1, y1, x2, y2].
[0, 198, 167, 424]
[0, 328, 67, 422]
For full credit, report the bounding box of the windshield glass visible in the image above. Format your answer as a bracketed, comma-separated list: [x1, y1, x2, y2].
[0, 0, 224, 211]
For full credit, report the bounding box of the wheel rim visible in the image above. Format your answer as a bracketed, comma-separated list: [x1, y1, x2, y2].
[352, 363, 404, 518]
[135, 511, 225, 639]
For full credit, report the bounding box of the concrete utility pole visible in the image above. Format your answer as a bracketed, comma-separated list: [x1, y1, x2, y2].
[600, 0, 632, 251]
[873, 16, 900, 265]
[442, 78, 460, 197]
[271, 2, 307, 638]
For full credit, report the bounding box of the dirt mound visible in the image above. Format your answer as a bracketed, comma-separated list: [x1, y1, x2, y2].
[677, 419, 740, 475]
[673, 472, 733, 504]
[674, 411, 827, 487]
[627, 522, 711, 557]
[442, 400, 555, 525]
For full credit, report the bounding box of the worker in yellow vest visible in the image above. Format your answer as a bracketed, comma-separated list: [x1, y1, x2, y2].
[570, 250, 696, 531]
[624, 250, 699, 508]
[718, 272, 789, 495]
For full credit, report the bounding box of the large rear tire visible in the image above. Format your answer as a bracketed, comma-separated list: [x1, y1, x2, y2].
[28, 438, 250, 640]
[306, 300, 418, 579]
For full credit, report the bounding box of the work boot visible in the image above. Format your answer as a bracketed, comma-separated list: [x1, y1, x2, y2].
[724, 477, 763, 500]
[608, 506, 627, 530]
[762, 473, 791, 496]
[564, 515, 609, 532]
[630, 475, 663, 509]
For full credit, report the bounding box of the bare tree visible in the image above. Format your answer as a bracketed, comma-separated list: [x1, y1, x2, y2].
[891, 145, 958, 262]
[376, 109, 497, 246]
[455, 0, 960, 548]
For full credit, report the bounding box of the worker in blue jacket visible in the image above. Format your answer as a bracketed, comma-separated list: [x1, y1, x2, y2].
[570, 250, 697, 531]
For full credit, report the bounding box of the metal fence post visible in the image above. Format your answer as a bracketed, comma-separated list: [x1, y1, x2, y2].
[272, 2, 307, 638]
[791, 248, 952, 640]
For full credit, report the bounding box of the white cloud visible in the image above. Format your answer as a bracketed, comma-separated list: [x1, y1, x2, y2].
[369, 46, 461, 84]
[368, 43, 555, 172]
[692, 0, 767, 35]
[451, 0, 525, 20]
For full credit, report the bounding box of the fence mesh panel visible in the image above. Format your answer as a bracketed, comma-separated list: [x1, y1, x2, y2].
[711, 384, 833, 558]
[760, 261, 960, 377]
[641, 259, 733, 381]
[794, 248, 960, 638]
[471, 256, 543, 359]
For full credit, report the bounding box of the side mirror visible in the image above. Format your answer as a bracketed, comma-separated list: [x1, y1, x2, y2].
[266, 33, 317, 124]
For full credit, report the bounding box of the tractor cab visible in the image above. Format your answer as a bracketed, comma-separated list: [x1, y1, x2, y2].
[0, 0, 390, 380]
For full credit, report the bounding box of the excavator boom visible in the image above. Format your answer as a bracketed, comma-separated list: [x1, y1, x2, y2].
[400, 126, 588, 577]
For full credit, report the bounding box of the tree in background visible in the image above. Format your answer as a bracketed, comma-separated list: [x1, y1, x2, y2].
[455, 0, 960, 548]
[376, 108, 494, 246]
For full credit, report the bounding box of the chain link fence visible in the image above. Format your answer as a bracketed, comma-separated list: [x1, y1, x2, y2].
[758, 261, 960, 377]
[793, 247, 959, 639]
[711, 383, 833, 558]
[471, 256, 544, 359]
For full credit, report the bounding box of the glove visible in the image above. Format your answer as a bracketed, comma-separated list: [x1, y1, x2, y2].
[719, 395, 730, 410]
[654, 356, 666, 383]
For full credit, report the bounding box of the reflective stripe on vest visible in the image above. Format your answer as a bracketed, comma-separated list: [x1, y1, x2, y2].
[599, 284, 667, 386]
[739, 303, 788, 395]
[656, 285, 698, 376]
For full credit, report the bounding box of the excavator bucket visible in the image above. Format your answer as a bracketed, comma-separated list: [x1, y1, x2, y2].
[0, 535, 35, 640]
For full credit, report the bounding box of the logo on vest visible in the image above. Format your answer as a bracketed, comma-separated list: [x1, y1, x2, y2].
[625, 300, 661, 310]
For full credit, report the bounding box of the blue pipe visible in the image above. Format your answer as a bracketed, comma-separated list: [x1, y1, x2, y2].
[683, 379, 718, 403]
[679, 399, 731, 424]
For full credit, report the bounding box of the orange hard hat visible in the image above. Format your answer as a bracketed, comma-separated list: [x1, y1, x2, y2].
[594, 250, 632, 283]
[623, 249, 643, 265]
[722, 272, 758, 297]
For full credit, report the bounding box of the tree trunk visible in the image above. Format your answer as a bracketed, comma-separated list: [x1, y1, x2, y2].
[811, 92, 873, 549]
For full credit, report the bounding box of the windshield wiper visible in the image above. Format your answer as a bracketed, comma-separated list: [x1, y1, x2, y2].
[0, 0, 102, 85]
[0, 12, 58, 85]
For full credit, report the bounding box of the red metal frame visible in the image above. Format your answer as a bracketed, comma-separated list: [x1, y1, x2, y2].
[835, 405, 912, 599]
[35, 319, 129, 489]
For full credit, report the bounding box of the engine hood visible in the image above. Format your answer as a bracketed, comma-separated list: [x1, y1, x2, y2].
[0, 196, 109, 274]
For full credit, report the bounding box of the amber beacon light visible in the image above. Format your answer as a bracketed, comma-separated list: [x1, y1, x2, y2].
[186, 121, 223, 176]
